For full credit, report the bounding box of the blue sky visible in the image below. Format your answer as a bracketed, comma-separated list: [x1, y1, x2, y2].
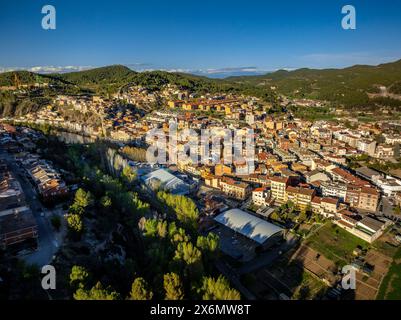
[1, 0, 401, 76]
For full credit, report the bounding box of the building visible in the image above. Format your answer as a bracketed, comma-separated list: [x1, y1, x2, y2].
[285, 186, 315, 212]
[252, 187, 271, 207]
[204, 175, 221, 189]
[141, 168, 190, 195]
[304, 170, 330, 184]
[320, 197, 339, 216]
[0, 206, 38, 250]
[331, 167, 369, 187]
[335, 214, 391, 243]
[215, 164, 233, 177]
[321, 181, 347, 201]
[0, 161, 38, 251]
[357, 187, 380, 212]
[355, 167, 382, 183]
[357, 139, 377, 156]
[373, 176, 401, 197]
[214, 209, 284, 250]
[270, 176, 289, 204]
[219, 177, 251, 201]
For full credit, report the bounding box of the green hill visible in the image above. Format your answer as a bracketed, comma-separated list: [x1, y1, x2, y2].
[2, 59, 401, 111]
[228, 59, 401, 107]
[49, 65, 276, 100]
[0, 70, 52, 87]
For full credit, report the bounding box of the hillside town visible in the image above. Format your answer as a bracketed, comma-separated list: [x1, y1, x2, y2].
[2, 80, 401, 300]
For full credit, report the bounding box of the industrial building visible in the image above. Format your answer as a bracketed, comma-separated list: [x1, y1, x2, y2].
[213, 209, 284, 261]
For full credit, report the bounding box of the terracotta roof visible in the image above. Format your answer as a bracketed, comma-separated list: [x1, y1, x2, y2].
[253, 187, 267, 192]
[321, 197, 338, 205]
[312, 196, 322, 204]
[270, 176, 289, 184]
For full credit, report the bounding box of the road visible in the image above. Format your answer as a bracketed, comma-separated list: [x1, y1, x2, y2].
[379, 197, 401, 222]
[1, 151, 58, 267]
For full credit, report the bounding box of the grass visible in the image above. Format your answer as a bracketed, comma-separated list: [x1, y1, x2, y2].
[292, 269, 328, 300]
[377, 248, 401, 300]
[304, 222, 369, 266]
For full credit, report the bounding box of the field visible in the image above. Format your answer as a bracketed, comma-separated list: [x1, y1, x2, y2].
[377, 248, 401, 300]
[304, 222, 369, 266]
[302, 222, 399, 299]
[250, 255, 328, 300]
[290, 245, 338, 285]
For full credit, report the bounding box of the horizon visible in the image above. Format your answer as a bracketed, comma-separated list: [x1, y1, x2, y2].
[1, 0, 401, 77]
[1, 56, 401, 79]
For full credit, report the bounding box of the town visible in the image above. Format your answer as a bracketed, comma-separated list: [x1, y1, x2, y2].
[2, 77, 401, 300]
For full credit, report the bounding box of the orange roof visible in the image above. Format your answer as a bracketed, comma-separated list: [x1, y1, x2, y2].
[270, 176, 289, 184]
[321, 197, 338, 205]
[312, 196, 322, 204]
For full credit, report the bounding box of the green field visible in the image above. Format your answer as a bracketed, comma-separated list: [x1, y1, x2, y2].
[377, 248, 401, 300]
[304, 222, 369, 266]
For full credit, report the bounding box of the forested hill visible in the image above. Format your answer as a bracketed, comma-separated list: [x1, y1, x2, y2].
[51, 65, 277, 100]
[2, 59, 401, 108]
[0, 65, 276, 101]
[227, 59, 401, 107]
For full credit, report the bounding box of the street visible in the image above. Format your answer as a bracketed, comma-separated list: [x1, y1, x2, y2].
[1, 151, 59, 267]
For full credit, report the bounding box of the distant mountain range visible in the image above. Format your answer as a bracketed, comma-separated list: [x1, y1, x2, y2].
[1, 58, 401, 108]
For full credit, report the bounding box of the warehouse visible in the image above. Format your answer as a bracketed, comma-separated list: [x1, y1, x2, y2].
[213, 209, 284, 260]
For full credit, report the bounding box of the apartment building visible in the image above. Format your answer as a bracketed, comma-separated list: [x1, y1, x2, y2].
[358, 187, 380, 212]
[215, 164, 233, 177]
[270, 176, 290, 204]
[345, 185, 380, 212]
[220, 177, 252, 201]
[252, 187, 271, 207]
[285, 186, 315, 212]
[321, 181, 347, 201]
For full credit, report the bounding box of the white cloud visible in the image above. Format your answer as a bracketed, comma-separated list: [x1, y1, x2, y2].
[0, 65, 94, 74]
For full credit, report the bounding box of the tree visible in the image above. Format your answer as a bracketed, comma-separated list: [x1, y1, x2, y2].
[129, 277, 153, 300]
[70, 266, 89, 285]
[100, 195, 112, 208]
[122, 165, 137, 184]
[163, 273, 184, 300]
[67, 213, 83, 233]
[196, 233, 219, 254]
[394, 206, 401, 215]
[69, 203, 85, 215]
[73, 282, 119, 300]
[157, 191, 199, 229]
[173, 242, 203, 279]
[298, 210, 308, 223]
[74, 188, 94, 208]
[199, 276, 241, 300]
[270, 210, 281, 222]
[174, 242, 202, 266]
[144, 219, 158, 238]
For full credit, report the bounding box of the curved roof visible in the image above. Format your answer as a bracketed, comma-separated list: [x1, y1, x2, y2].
[214, 209, 283, 244]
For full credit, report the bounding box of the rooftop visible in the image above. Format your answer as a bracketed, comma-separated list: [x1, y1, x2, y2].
[214, 209, 283, 245]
